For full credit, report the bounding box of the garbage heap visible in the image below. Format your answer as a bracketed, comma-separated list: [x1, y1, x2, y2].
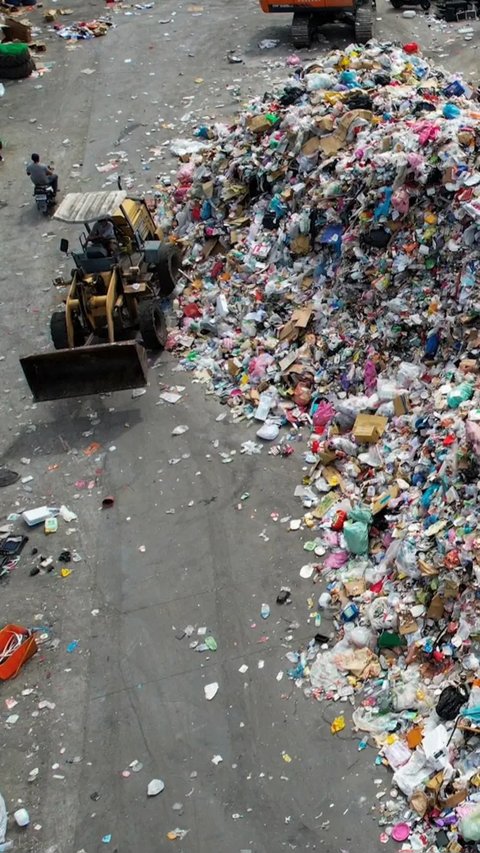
[162, 41, 480, 848]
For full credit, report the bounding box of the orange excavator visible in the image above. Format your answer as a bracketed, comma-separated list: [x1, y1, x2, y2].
[259, 0, 374, 48]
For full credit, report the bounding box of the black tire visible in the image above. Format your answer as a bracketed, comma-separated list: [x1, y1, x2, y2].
[0, 49, 30, 68]
[355, 6, 373, 42]
[50, 309, 85, 350]
[291, 12, 312, 48]
[0, 57, 36, 80]
[138, 298, 167, 349]
[421, 0, 430, 8]
[391, 0, 403, 8]
[156, 244, 181, 296]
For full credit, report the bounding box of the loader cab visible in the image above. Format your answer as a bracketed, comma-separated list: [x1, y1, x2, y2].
[54, 190, 163, 276]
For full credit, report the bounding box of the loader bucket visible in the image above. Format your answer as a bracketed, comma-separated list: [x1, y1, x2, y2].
[20, 341, 149, 402]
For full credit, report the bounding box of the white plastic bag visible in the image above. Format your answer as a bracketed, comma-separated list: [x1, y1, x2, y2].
[393, 749, 431, 798]
[0, 792, 6, 843]
[397, 361, 421, 388]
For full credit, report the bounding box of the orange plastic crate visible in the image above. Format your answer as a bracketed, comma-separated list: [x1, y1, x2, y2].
[0, 625, 37, 679]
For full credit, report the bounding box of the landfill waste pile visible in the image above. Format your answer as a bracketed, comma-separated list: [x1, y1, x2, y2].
[159, 40, 480, 850]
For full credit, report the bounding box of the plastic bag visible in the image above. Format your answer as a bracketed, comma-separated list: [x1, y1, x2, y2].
[312, 400, 336, 428]
[466, 420, 480, 457]
[376, 376, 401, 401]
[0, 792, 6, 843]
[346, 625, 377, 650]
[393, 750, 431, 798]
[436, 684, 469, 720]
[366, 597, 397, 630]
[305, 72, 335, 91]
[447, 381, 474, 409]
[248, 353, 274, 383]
[364, 359, 377, 394]
[343, 508, 372, 556]
[343, 521, 369, 555]
[309, 650, 343, 691]
[384, 741, 411, 770]
[397, 361, 421, 388]
[392, 681, 420, 711]
[352, 707, 396, 735]
[396, 538, 419, 578]
[460, 805, 480, 841]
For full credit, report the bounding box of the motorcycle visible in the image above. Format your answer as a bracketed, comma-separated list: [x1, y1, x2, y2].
[34, 183, 56, 215]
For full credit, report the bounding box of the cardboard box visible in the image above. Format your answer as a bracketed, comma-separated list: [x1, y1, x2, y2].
[44, 9, 58, 20]
[353, 413, 388, 444]
[227, 358, 241, 378]
[344, 579, 365, 597]
[426, 594, 445, 621]
[372, 485, 399, 515]
[3, 16, 32, 42]
[418, 559, 438, 577]
[279, 307, 313, 342]
[439, 790, 468, 810]
[460, 358, 479, 374]
[393, 394, 411, 416]
[301, 136, 321, 157]
[248, 115, 271, 134]
[398, 613, 419, 635]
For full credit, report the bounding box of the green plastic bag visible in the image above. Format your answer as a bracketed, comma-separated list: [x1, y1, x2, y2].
[460, 804, 480, 841]
[343, 508, 373, 556]
[447, 381, 474, 409]
[0, 43, 29, 57]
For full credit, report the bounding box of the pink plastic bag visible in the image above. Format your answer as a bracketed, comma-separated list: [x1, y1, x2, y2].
[364, 359, 377, 395]
[177, 161, 196, 186]
[324, 550, 349, 570]
[248, 353, 274, 383]
[466, 421, 480, 457]
[313, 400, 336, 427]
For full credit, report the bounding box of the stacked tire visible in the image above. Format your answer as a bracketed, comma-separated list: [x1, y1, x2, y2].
[0, 47, 36, 80]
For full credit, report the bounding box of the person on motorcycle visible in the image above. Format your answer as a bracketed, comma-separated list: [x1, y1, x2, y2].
[26, 153, 58, 194]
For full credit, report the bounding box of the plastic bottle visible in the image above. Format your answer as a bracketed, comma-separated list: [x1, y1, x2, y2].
[261, 603, 270, 619]
[14, 809, 29, 827]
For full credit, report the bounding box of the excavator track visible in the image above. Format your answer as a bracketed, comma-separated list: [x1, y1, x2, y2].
[291, 12, 312, 48]
[354, 5, 373, 42]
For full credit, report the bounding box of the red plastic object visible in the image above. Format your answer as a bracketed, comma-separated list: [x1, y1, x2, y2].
[0, 625, 37, 680]
[403, 42, 419, 54]
[331, 510, 348, 531]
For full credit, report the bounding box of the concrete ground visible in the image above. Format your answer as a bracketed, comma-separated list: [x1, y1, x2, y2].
[0, 1, 479, 851]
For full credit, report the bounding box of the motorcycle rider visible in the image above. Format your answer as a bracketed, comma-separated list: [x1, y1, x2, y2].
[26, 153, 58, 195]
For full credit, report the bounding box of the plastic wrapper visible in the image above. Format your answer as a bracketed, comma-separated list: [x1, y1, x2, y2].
[384, 741, 412, 770]
[460, 805, 480, 842]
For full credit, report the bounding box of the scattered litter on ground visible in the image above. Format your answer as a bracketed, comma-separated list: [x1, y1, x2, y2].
[154, 38, 480, 847]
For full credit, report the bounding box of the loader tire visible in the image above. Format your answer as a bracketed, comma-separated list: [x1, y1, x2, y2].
[0, 49, 30, 67]
[354, 6, 373, 42]
[0, 56, 36, 80]
[138, 298, 167, 349]
[291, 12, 313, 48]
[157, 244, 181, 296]
[390, 0, 403, 7]
[50, 309, 85, 350]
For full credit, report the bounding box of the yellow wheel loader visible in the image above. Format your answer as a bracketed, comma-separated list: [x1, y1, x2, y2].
[20, 191, 181, 402]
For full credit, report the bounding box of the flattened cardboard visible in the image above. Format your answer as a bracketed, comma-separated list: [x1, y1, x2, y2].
[393, 394, 411, 416]
[372, 485, 399, 515]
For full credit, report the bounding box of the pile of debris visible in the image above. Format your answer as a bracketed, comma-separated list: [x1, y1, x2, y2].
[159, 41, 480, 849]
